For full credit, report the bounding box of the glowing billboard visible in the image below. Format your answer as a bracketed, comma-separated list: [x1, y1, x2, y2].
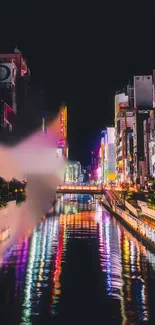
[60, 106, 67, 138]
[0, 53, 28, 77]
[107, 127, 115, 144]
[134, 75, 153, 110]
[108, 144, 116, 181]
[115, 93, 128, 118]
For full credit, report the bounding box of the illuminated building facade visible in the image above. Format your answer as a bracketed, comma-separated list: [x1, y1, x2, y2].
[115, 76, 153, 186]
[0, 56, 17, 114]
[91, 149, 100, 182]
[64, 161, 81, 183]
[133, 110, 150, 185]
[126, 128, 134, 184]
[143, 118, 150, 186]
[149, 109, 155, 177]
[0, 48, 30, 140]
[132, 76, 153, 185]
[148, 71, 155, 179]
[100, 127, 116, 184]
[142, 109, 155, 184]
[115, 92, 133, 184]
[100, 133, 105, 183]
[0, 48, 30, 117]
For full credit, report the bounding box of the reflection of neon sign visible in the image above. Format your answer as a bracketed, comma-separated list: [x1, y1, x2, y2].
[50, 219, 67, 316]
[21, 230, 37, 324]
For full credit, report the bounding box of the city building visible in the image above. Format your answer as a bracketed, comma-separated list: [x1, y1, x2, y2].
[100, 127, 116, 184]
[143, 118, 150, 185]
[149, 71, 155, 179]
[0, 48, 30, 115]
[114, 75, 153, 186]
[0, 48, 30, 135]
[91, 149, 100, 182]
[149, 109, 155, 177]
[64, 161, 81, 183]
[132, 75, 153, 185]
[126, 128, 134, 184]
[115, 92, 133, 184]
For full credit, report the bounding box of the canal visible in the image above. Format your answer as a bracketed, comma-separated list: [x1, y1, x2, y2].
[0, 194, 155, 324]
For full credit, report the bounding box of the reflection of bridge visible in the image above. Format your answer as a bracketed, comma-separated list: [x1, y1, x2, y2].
[57, 185, 104, 194]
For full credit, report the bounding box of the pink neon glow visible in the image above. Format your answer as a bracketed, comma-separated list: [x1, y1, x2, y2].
[0, 114, 67, 257]
[97, 167, 101, 177]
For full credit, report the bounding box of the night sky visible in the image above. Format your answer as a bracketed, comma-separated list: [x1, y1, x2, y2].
[0, 6, 154, 165]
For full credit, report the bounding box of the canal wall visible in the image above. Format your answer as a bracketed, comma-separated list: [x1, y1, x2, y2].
[101, 200, 155, 253]
[125, 200, 140, 217]
[138, 200, 155, 219]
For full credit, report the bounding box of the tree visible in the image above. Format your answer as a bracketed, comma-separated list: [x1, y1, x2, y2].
[148, 191, 155, 209]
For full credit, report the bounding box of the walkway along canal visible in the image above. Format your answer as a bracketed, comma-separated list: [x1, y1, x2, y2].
[101, 194, 155, 253]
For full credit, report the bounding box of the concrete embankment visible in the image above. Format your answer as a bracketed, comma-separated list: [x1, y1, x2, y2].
[101, 200, 155, 253]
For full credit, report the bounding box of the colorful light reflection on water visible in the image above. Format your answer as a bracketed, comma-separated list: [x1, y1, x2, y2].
[0, 195, 155, 324]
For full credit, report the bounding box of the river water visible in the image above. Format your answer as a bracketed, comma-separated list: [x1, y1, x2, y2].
[0, 194, 155, 324]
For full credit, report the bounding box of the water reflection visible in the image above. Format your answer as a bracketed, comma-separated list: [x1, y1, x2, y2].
[56, 194, 97, 215]
[50, 214, 67, 316]
[21, 217, 59, 324]
[0, 195, 155, 324]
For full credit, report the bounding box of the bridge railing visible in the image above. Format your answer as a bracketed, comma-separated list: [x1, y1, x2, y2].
[57, 185, 102, 191]
[113, 204, 155, 245]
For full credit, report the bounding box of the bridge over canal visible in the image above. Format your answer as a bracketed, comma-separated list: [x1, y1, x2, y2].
[56, 185, 122, 207]
[57, 185, 104, 194]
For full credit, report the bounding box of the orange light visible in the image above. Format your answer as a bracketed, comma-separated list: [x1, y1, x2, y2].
[76, 186, 82, 190]
[90, 186, 97, 190]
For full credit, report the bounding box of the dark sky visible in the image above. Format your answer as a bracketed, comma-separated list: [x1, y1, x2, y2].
[0, 6, 154, 165]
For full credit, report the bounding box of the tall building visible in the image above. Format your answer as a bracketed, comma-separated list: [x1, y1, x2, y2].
[0, 48, 30, 136]
[126, 128, 134, 184]
[100, 127, 116, 184]
[115, 92, 133, 184]
[149, 109, 155, 177]
[91, 149, 100, 182]
[100, 132, 106, 183]
[115, 75, 153, 186]
[0, 48, 29, 114]
[148, 71, 155, 179]
[0, 57, 18, 114]
[143, 118, 150, 185]
[132, 76, 153, 185]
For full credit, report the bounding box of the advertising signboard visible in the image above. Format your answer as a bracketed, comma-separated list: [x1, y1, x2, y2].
[134, 75, 153, 110]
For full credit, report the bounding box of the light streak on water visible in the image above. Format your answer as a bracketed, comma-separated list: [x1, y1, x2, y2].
[0, 197, 154, 324]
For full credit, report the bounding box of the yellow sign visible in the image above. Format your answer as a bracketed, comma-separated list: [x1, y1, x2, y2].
[60, 106, 67, 138]
[108, 173, 116, 181]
